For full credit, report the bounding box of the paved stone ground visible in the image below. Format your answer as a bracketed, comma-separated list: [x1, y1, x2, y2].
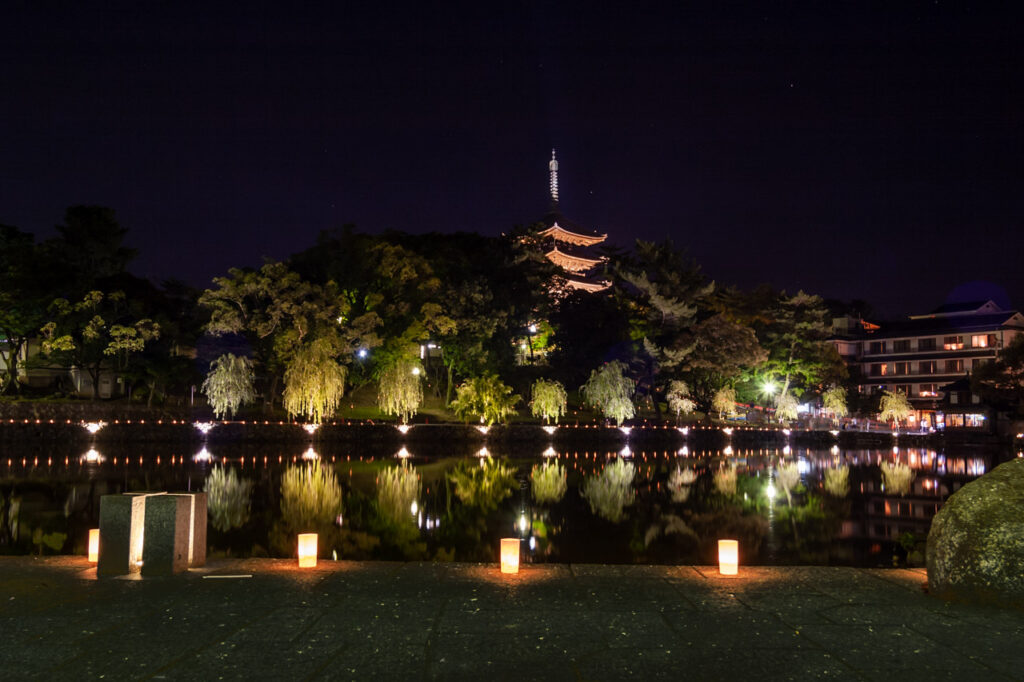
[1, 557, 1022, 681]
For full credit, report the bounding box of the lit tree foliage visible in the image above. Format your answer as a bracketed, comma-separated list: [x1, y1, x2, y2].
[582, 458, 635, 522]
[205, 466, 254, 532]
[531, 461, 567, 504]
[679, 313, 767, 415]
[581, 360, 635, 425]
[447, 458, 516, 511]
[711, 386, 737, 419]
[775, 392, 799, 423]
[280, 460, 343, 532]
[775, 462, 800, 506]
[377, 357, 424, 423]
[377, 460, 420, 524]
[450, 374, 521, 425]
[202, 354, 256, 419]
[881, 461, 915, 496]
[530, 378, 568, 424]
[665, 380, 696, 421]
[713, 465, 737, 496]
[878, 389, 913, 429]
[822, 386, 849, 420]
[282, 337, 347, 423]
[40, 290, 160, 399]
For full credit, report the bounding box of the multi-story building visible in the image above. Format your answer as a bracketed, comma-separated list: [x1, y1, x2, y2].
[831, 300, 1024, 428]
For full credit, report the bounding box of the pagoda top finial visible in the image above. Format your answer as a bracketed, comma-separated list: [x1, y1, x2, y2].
[549, 149, 559, 206]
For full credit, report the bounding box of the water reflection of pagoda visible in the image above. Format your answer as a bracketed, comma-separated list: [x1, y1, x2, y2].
[537, 150, 610, 293]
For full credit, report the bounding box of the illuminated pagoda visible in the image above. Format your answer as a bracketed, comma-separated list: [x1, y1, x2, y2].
[537, 150, 610, 293]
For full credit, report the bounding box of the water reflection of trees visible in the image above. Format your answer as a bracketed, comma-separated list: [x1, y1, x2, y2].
[531, 461, 567, 504]
[581, 459, 635, 522]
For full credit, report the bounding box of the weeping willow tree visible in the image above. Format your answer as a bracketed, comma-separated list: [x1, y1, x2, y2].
[451, 374, 521, 425]
[283, 338, 347, 423]
[667, 466, 697, 502]
[202, 353, 256, 419]
[666, 380, 696, 422]
[878, 390, 913, 430]
[775, 392, 799, 423]
[580, 361, 635, 426]
[377, 358, 424, 424]
[581, 458, 635, 522]
[711, 386, 736, 419]
[775, 462, 800, 506]
[822, 386, 849, 421]
[280, 459, 343, 532]
[530, 378, 567, 424]
[447, 458, 517, 511]
[713, 465, 737, 496]
[881, 461, 915, 496]
[377, 460, 421, 524]
[531, 460, 567, 504]
[206, 466, 254, 532]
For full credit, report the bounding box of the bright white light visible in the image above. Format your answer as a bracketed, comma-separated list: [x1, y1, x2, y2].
[528, 324, 538, 334]
[763, 381, 776, 395]
[303, 424, 320, 435]
[782, 428, 791, 436]
[619, 445, 632, 458]
[396, 424, 411, 435]
[396, 446, 411, 459]
[357, 348, 368, 359]
[542, 426, 557, 435]
[782, 445, 791, 455]
[678, 446, 689, 457]
[829, 430, 840, 436]
[766, 482, 777, 499]
[82, 421, 106, 434]
[193, 421, 216, 435]
[797, 459, 810, 475]
[542, 446, 557, 458]
[723, 445, 734, 456]
[529, 536, 537, 551]
[83, 448, 102, 463]
[476, 425, 489, 435]
[411, 367, 421, 376]
[892, 445, 900, 455]
[411, 501, 418, 516]
[518, 513, 528, 533]
[427, 343, 437, 349]
[831, 445, 840, 455]
[722, 428, 733, 436]
[619, 426, 632, 436]
[520, 343, 527, 350]
[302, 447, 319, 460]
[476, 447, 490, 458]
[194, 447, 213, 462]
[677, 427, 689, 435]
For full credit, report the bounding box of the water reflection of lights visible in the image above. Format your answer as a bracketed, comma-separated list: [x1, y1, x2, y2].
[678, 427, 689, 436]
[619, 426, 632, 436]
[678, 446, 690, 457]
[619, 445, 633, 458]
[194, 447, 213, 462]
[782, 445, 791, 456]
[765, 482, 777, 500]
[723, 446, 734, 456]
[829, 430, 839, 436]
[542, 447, 557, 458]
[782, 429, 791, 437]
[722, 428, 733, 436]
[893, 445, 900, 455]
[542, 426, 557, 436]
[831, 445, 840, 455]
[82, 448, 103, 464]
[396, 424, 411, 435]
[303, 424, 320, 435]
[797, 459, 810, 475]
[528, 536, 536, 551]
[476, 447, 490, 458]
[302, 447, 319, 460]
[193, 421, 215, 435]
[82, 421, 106, 434]
[476, 425, 490, 435]
[518, 513, 528, 533]
[410, 501, 418, 516]
[396, 446, 412, 459]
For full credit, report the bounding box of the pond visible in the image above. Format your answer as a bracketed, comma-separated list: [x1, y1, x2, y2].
[0, 439, 1013, 567]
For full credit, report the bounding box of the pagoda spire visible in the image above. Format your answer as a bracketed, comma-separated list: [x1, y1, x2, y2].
[549, 149, 559, 207]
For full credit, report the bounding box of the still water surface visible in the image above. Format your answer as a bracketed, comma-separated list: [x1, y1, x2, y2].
[1, 440, 1013, 567]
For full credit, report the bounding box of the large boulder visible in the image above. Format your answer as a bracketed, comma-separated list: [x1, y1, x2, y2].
[927, 457, 1024, 607]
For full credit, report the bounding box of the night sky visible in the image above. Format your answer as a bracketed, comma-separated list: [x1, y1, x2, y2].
[2, 2, 1022, 318]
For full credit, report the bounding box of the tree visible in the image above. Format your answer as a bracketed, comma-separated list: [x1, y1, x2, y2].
[40, 291, 160, 399]
[377, 461, 420, 525]
[680, 313, 766, 414]
[280, 460, 343, 532]
[665, 380, 696, 422]
[530, 378, 567, 424]
[822, 386, 849, 421]
[581, 459, 635, 522]
[971, 335, 1024, 416]
[878, 389, 913, 429]
[775, 393, 799, 423]
[711, 386, 737, 419]
[450, 374, 521, 425]
[282, 337, 347, 423]
[202, 354, 256, 419]
[0, 225, 50, 393]
[581, 360, 635, 425]
[377, 357, 424, 423]
[531, 461, 567, 504]
[206, 466, 254, 532]
[45, 205, 137, 293]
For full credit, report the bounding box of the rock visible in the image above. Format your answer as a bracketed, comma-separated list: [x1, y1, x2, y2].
[927, 458, 1024, 607]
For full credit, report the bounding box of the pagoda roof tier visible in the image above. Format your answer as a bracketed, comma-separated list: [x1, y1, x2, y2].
[538, 222, 607, 246]
[545, 246, 605, 272]
[565, 278, 610, 293]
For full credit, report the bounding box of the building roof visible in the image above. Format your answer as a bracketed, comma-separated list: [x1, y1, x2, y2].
[538, 222, 607, 246]
[909, 300, 1002, 319]
[862, 311, 1024, 339]
[545, 246, 605, 272]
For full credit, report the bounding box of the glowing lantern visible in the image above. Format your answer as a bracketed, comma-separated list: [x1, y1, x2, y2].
[718, 539, 738, 576]
[500, 538, 520, 574]
[88, 529, 100, 563]
[297, 533, 318, 568]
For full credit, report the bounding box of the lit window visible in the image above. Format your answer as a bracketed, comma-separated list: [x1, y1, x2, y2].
[943, 336, 964, 350]
[971, 335, 988, 348]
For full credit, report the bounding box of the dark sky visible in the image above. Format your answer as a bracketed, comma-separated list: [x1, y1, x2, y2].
[2, 2, 1022, 318]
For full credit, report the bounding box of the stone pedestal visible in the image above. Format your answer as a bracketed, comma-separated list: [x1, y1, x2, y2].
[171, 492, 207, 567]
[97, 492, 163, 577]
[141, 495, 191, 577]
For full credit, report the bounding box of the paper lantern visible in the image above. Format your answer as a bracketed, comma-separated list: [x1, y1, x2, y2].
[88, 528, 100, 563]
[298, 533, 318, 568]
[500, 538, 520, 574]
[718, 539, 738, 576]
